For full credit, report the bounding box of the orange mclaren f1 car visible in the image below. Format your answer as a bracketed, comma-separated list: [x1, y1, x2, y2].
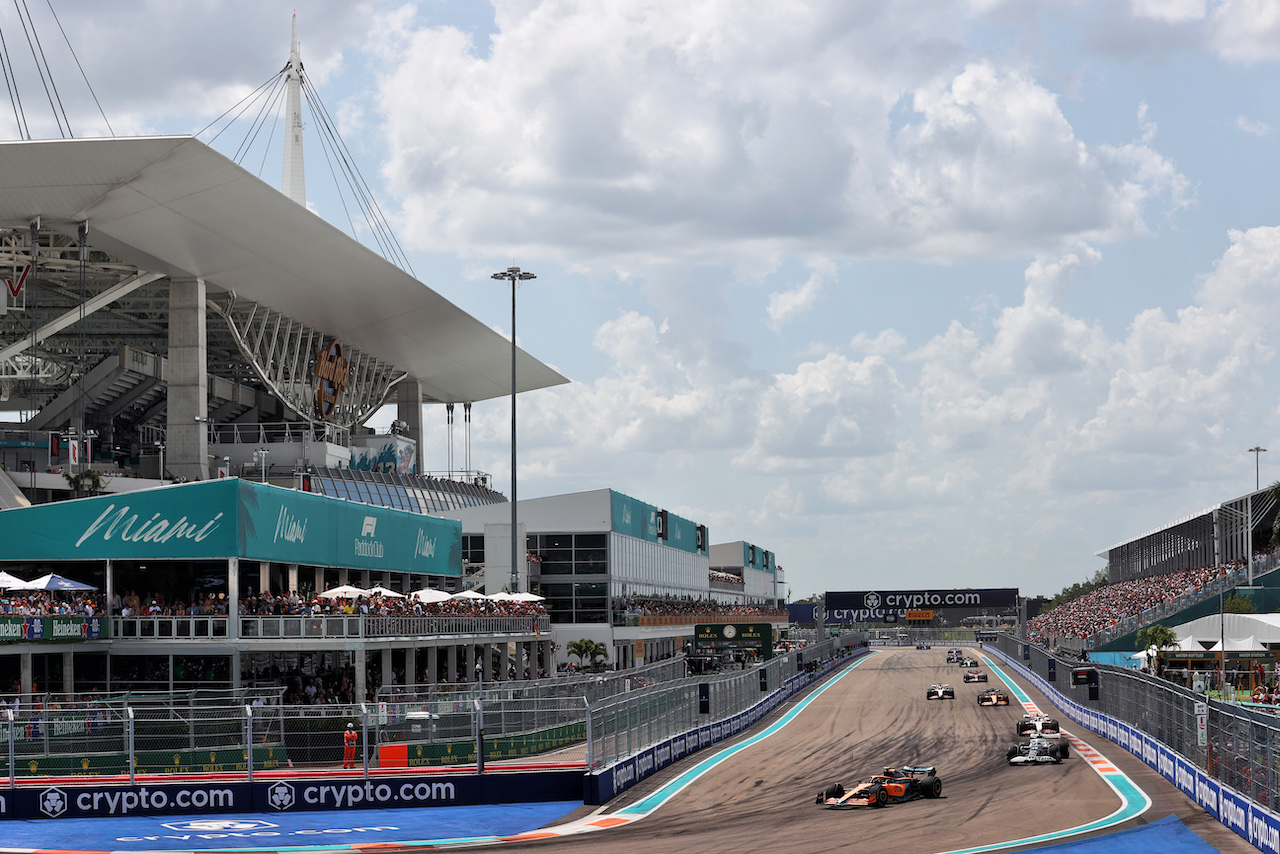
[815, 765, 943, 809]
[977, 688, 1009, 706]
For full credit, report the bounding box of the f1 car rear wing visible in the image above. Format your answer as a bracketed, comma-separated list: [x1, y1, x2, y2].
[901, 764, 936, 776]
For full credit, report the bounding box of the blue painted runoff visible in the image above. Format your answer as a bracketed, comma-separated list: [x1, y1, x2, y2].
[1025, 813, 1223, 853]
[0, 801, 582, 852]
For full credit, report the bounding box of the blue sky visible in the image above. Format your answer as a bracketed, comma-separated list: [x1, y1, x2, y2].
[7, 0, 1280, 600]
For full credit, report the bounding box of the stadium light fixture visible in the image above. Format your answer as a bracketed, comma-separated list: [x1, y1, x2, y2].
[1248, 446, 1267, 491]
[490, 266, 536, 593]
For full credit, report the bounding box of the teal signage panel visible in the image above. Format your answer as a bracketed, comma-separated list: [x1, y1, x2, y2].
[0, 479, 462, 574]
[609, 491, 701, 555]
[240, 482, 461, 575]
[0, 478, 240, 561]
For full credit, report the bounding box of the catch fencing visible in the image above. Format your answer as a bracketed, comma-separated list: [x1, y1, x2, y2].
[991, 633, 1280, 825]
[0, 639, 864, 785]
[586, 633, 861, 770]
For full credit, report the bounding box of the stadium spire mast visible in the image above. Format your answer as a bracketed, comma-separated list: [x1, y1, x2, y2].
[281, 14, 306, 206]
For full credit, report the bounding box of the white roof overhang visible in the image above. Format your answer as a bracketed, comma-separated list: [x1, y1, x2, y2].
[0, 135, 568, 404]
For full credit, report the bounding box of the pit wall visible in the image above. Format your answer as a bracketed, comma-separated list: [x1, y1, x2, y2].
[584, 643, 870, 804]
[984, 642, 1280, 852]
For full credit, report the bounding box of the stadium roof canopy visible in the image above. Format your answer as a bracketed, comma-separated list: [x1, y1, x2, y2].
[0, 135, 568, 405]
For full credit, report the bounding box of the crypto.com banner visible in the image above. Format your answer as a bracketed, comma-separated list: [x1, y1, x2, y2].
[825, 588, 1018, 612]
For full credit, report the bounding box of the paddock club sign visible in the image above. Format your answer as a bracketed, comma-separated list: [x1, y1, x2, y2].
[825, 588, 1019, 613]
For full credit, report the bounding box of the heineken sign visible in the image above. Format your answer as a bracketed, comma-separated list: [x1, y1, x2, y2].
[0, 617, 106, 644]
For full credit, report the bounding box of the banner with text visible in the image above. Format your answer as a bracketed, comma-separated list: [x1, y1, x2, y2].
[825, 588, 1019, 612]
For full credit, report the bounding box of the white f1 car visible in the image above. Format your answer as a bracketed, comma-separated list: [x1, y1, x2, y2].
[1006, 733, 1070, 765]
[926, 683, 955, 700]
[1016, 714, 1060, 736]
[962, 670, 988, 683]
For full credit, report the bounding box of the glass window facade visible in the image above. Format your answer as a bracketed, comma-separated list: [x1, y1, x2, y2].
[310, 467, 505, 514]
[530, 531, 709, 624]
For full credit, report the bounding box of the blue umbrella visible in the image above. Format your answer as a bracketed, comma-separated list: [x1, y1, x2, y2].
[17, 573, 97, 591]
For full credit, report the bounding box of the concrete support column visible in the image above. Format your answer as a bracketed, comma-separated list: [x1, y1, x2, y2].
[354, 648, 367, 703]
[465, 644, 476, 683]
[259, 565, 271, 595]
[522, 642, 532, 679]
[231, 650, 241, 689]
[542, 639, 556, 678]
[446, 645, 457, 683]
[313, 567, 324, 595]
[62, 650, 74, 694]
[105, 559, 114, 616]
[500, 643, 510, 681]
[20, 652, 31, 696]
[227, 558, 239, 640]
[426, 647, 438, 685]
[380, 648, 392, 695]
[406, 647, 417, 687]
[396, 378, 424, 474]
[167, 278, 209, 481]
[287, 565, 299, 596]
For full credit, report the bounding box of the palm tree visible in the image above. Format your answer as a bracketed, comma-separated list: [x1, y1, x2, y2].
[1136, 624, 1179, 676]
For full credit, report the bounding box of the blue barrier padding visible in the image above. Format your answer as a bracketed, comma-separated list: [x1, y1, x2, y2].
[0, 801, 582, 851]
[1025, 814, 1220, 853]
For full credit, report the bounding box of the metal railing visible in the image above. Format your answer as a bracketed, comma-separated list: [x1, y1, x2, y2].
[112, 614, 551, 641]
[210, 421, 351, 448]
[377, 657, 689, 706]
[992, 633, 1280, 815]
[586, 633, 864, 770]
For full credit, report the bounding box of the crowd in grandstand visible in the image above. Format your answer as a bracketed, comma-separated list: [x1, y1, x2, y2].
[240, 591, 546, 618]
[0, 591, 103, 617]
[709, 569, 744, 586]
[612, 594, 783, 619]
[103, 589, 547, 619]
[1027, 560, 1248, 643]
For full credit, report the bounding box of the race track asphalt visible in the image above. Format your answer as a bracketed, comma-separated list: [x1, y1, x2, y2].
[504, 647, 1257, 853]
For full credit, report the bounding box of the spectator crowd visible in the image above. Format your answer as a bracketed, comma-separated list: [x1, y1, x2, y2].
[612, 593, 784, 620]
[1027, 561, 1248, 644]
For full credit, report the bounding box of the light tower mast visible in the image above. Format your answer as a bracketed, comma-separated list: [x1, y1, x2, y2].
[281, 15, 306, 206]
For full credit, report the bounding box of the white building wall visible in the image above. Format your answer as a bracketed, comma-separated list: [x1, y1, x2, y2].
[609, 533, 709, 600]
[743, 567, 776, 601]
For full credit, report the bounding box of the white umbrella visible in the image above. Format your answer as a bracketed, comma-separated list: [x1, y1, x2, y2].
[507, 592, 545, 602]
[487, 592, 514, 601]
[411, 588, 452, 604]
[318, 584, 368, 599]
[18, 573, 97, 591]
[0, 571, 27, 589]
[366, 585, 404, 599]
[452, 590, 489, 600]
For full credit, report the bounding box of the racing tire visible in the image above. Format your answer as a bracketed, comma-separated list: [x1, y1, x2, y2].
[871, 784, 888, 807]
[819, 782, 844, 803]
[1007, 745, 1019, 764]
[1058, 740, 1069, 759]
[1048, 745, 1061, 762]
[921, 775, 941, 798]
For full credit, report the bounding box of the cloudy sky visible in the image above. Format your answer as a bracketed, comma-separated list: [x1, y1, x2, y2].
[8, 0, 1280, 599]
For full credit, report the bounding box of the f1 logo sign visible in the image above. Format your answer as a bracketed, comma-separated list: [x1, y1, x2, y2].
[361, 517, 377, 537]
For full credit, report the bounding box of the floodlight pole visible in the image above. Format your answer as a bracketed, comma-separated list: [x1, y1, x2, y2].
[491, 267, 536, 594]
[1248, 446, 1267, 491]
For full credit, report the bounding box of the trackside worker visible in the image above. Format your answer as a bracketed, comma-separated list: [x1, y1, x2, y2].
[343, 722, 358, 769]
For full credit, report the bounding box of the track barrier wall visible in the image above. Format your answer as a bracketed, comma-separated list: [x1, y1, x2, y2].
[583, 634, 869, 804]
[0, 770, 584, 821]
[988, 635, 1280, 853]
